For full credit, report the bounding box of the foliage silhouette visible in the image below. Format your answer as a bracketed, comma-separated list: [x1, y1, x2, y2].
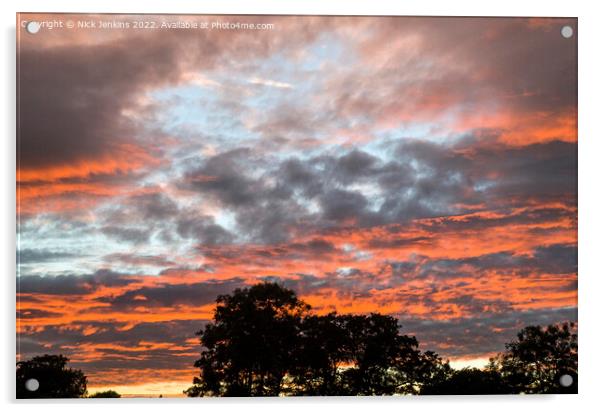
[288, 312, 450, 395]
[185, 282, 310, 396]
[488, 322, 578, 394]
[186, 282, 449, 396]
[16, 354, 87, 398]
[287, 312, 350, 395]
[421, 368, 510, 395]
[88, 390, 121, 398]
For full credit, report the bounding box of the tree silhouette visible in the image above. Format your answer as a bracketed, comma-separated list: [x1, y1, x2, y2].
[186, 282, 449, 396]
[334, 314, 449, 395]
[421, 368, 509, 395]
[16, 354, 87, 398]
[488, 322, 577, 394]
[185, 282, 310, 396]
[88, 390, 121, 398]
[288, 312, 351, 395]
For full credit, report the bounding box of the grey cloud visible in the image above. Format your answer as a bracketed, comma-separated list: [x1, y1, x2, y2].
[384, 243, 577, 281]
[319, 189, 370, 223]
[96, 278, 246, 310]
[103, 253, 176, 267]
[333, 150, 379, 184]
[176, 216, 234, 245]
[179, 137, 575, 246]
[18, 249, 79, 264]
[100, 226, 152, 244]
[98, 191, 182, 244]
[18, 35, 177, 171]
[18, 319, 208, 377]
[198, 239, 337, 267]
[17, 309, 62, 319]
[18, 270, 140, 295]
[399, 307, 578, 358]
[420, 206, 576, 233]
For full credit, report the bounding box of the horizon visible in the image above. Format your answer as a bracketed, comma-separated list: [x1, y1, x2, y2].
[86, 356, 492, 396]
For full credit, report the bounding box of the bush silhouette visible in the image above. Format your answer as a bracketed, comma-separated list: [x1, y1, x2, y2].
[421, 368, 510, 395]
[88, 390, 121, 398]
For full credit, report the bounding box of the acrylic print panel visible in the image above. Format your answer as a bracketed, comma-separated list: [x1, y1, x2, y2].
[16, 13, 577, 398]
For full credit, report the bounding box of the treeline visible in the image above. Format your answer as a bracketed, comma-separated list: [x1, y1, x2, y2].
[186, 283, 577, 396]
[16, 283, 577, 398]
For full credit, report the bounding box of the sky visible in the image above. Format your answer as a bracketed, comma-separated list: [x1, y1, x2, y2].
[17, 14, 577, 396]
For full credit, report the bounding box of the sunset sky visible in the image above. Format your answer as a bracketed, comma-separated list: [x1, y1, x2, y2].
[17, 14, 577, 396]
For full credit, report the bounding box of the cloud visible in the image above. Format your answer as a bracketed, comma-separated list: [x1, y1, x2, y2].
[17, 36, 168, 175]
[176, 216, 234, 245]
[102, 253, 176, 268]
[18, 249, 79, 264]
[17, 319, 206, 382]
[17, 309, 62, 319]
[248, 77, 294, 89]
[399, 307, 578, 357]
[179, 137, 575, 246]
[100, 226, 152, 244]
[98, 191, 182, 244]
[18, 270, 140, 295]
[16, 15, 327, 217]
[96, 278, 246, 310]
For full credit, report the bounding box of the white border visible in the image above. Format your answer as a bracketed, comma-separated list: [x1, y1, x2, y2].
[2, 1, 601, 411]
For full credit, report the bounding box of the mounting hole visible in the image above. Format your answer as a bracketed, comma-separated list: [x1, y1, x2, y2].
[25, 378, 39, 392]
[561, 25, 574, 39]
[26, 21, 41, 34]
[559, 374, 574, 387]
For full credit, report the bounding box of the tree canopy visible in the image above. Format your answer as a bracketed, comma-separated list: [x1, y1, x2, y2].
[185, 282, 310, 396]
[488, 322, 578, 394]
[16, 354, 87, 398]
[186, 282, 449, 396]
[421, 368, 510, 395]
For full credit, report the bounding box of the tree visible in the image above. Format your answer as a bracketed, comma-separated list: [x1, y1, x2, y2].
[186, 283, 452, 397]
[16, 354, 87, 398]
[337, 313, 438, 395]
[410, 350, 452, 393]
[489, 322, 577, 394]
[288, 312, 352, 395]
[288, 312, 450, 396]
[88, 390, 121, 398]
[185, 282, 310, 396]
[421, 368, 509, 395]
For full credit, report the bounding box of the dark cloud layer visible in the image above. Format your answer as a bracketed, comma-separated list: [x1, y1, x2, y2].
[179, 138, 576, 246]
[18, 319, 206, 379]
[96, 278, 246, 310]
[18, 270, 140, 295]
[400, 307, 578, 357]
[382, 243, 577, 281]
[18, 248, 79, 264]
